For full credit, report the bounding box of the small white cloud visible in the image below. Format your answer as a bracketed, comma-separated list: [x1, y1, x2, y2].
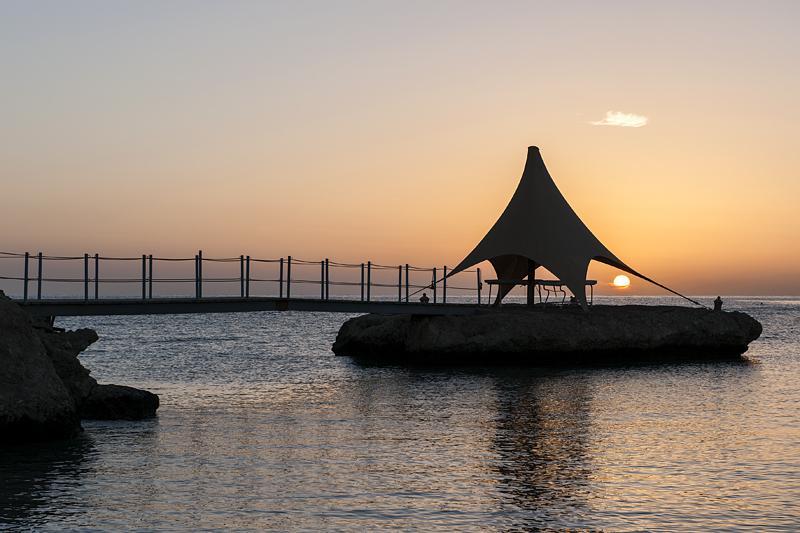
[590, 111, 649, 128]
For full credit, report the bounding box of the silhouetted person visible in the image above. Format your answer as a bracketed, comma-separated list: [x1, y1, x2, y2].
[420, 293, 430, 304]
[714, 296, 723, 311]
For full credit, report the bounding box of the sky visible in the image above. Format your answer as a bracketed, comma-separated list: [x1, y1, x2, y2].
[1, 1, 799, 295]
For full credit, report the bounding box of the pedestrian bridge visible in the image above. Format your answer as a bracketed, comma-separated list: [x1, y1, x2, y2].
[1, 250, 489, 317]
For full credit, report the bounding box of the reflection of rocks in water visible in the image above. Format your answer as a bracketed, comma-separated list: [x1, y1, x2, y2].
[343, 363, 595, 525]
[0, 419, 162, 527]
[0, 435, 95, 526]
[491, 373, 592, 520]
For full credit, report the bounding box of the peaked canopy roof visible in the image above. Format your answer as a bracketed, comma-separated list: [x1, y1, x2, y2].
[448, 146, 701, 308]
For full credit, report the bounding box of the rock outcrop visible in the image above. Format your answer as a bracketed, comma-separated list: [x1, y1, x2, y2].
[0, 294, 80, 442]
[332, 305, 763, 363]
[35, 326, 99, 406]
[1, 291, 159, 443]
[81, 384, 159, 420]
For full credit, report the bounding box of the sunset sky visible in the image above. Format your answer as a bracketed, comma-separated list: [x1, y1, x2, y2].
[2, 1, 799, 295]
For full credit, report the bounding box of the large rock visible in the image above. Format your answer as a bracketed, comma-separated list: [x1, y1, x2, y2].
[0, 292, 80, 442]
[33, 322, 160, 421]
[1, 290, 161, 443]
[81, 384, 159, 420]
[34, 324, 159, 421]
[332, 305, 763, 363]
[36, 326, 99, 405]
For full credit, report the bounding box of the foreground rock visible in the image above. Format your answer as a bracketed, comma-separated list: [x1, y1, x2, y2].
[81, 384, 159, 420]
[36, 326, 100, 405]
[0, 294, 80, 442]
[1, 291, 159, 443]
[332, 305, 763, 363]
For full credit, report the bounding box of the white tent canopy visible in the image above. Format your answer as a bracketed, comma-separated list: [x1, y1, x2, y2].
[447, 146, 702, 309]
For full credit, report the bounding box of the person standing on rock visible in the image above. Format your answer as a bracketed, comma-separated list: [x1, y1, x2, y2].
[714, 296, 723, 311]
[419, 293, 430, 304]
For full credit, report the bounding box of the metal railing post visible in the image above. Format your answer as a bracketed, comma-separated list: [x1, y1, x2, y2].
[240, 255, 245, 298]
[148, 255, 153, 299]
[194, 254, 199, 298]
[286, 256, 292, 299]
[443, 265, 447, 304]
[23, 252, 29, 301]
[397, 265, 402, 302]
[84, 253, 89, 300]
[477, 267, 482, 305]
[360, 263, 364, 301]
[320, 260, 325, 300]
[198, 250, 203, 299]
[37, 252, 43, 300]
[405, 264, 409, 302]
[141, 254, 146, 300]
[279, 257, 284, 298]
[433, 267, 437, 303]
[22, 252, 31, 301]
[246, 255, 251, 297]
[325, 259, 330, 300]
[94, 253, 99, 299]
[367, 261, 371, 302]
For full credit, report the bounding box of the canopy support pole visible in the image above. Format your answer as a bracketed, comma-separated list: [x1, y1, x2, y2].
[526, 259, 537, 306]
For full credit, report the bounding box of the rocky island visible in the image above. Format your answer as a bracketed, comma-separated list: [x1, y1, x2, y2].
[332, 305, 762, 364]
[0, 291, 159, 444]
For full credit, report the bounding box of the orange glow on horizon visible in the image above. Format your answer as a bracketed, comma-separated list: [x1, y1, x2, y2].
[1, 3, 798, 296]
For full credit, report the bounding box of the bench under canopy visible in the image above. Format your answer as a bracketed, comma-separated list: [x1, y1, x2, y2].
[485, 279, 597, 305]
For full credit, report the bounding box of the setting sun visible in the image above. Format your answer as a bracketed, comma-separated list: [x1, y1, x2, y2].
[613, 275, 631, 288]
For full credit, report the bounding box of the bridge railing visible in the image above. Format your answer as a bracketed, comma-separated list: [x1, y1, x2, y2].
[0, 251, 484, 305]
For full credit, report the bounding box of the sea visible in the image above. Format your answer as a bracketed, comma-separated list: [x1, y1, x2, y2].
[1, 296, 798, 531]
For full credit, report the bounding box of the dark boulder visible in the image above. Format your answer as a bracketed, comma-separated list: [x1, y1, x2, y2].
[0, 291, 80, 443]
[34, 324, 161, 421]
[31, 320, 159, 421]
[80, 384, 159, 420]
[1, 290, 161, 443]
[36, 326, 99, 406]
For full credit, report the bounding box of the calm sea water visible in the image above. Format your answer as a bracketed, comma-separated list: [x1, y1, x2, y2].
[1, 296, 798, 531]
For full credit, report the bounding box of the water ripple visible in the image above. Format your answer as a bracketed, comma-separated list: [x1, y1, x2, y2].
[1, 297, 798, 530]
